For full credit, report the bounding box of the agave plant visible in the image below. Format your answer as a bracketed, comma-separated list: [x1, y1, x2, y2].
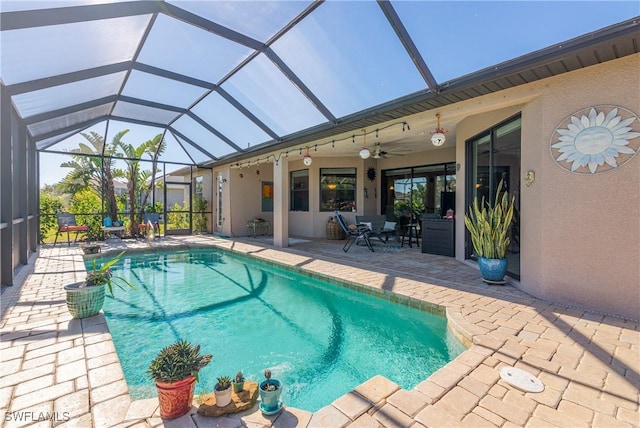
[216, 376, 232, 391]
[464, 180, 515, 259]
[148, 340, 212, 383]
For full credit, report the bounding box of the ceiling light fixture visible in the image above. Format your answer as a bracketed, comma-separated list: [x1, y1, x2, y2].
[303, 147, 312, 166]
[430, 113, 447, 146]
[359, 129, 370, 159]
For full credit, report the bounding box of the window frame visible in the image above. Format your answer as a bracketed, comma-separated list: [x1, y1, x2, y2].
[290, 169, 309, 212]
[320, 167, 357, 212]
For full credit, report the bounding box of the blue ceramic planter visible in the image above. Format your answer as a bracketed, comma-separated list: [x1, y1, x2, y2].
[478, 257, 508, 282]
[259, 379, 282, 412]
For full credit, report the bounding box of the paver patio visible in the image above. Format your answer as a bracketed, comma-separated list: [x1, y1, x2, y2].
[1, 235, 638, 427]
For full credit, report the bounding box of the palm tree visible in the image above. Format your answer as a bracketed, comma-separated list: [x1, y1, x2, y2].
[60, 130, 129, 222]
[115, 134, 166, 236]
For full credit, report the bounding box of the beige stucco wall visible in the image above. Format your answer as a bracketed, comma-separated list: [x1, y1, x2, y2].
[527, 55, 639, 318]
[212, 54, 639, 318]
[455, 54, 640, 318]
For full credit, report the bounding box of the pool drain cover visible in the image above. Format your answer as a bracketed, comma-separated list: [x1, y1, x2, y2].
[499, 367, 545, 393]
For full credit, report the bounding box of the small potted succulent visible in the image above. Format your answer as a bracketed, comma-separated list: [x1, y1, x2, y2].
[233, 371, 245, 393]
[214, 376, 232, 407]
[259, 369, 282, 414]
[64, 250, 134, 318]
[148, 340, 212, 419]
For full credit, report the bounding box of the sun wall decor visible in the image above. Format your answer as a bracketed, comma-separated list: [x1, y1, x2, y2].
[550, 105, 639, 174]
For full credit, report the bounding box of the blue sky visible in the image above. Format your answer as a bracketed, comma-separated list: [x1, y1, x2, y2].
[35, 0, 639, 187]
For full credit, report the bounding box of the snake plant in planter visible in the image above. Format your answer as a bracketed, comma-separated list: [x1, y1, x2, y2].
[148, 340, 212, 419]
[464, 180, 515, 283]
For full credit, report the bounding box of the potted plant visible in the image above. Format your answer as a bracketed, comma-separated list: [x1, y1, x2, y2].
[148, 340, 212, 419]
[233, 371, 245, 393]
[464, 180, 515, 283]
[259, 369, 282, 415]
[64, 250, 134, 318]
[214, 376, 232, 407]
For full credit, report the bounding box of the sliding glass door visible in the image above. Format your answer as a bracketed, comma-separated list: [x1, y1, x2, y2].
[382, 163, 456, 221]
[466, 114, 521, 279]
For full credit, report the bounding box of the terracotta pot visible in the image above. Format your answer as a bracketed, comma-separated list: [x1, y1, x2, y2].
[155, 375, 196, 419]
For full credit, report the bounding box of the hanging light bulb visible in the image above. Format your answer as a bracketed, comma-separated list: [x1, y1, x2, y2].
[359, 129, 370, 159]
[303, 147, 312, 166]
[430, 113, 447, 146]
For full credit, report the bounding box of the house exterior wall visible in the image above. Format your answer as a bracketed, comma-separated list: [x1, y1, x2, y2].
[211, 53, 638, 318]
[455, 54, 639, 318]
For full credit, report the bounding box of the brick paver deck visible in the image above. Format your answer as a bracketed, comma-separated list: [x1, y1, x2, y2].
[1, 236, 638, 427]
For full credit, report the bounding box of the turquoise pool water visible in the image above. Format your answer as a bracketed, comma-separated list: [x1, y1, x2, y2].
[97, 249, 465, 412]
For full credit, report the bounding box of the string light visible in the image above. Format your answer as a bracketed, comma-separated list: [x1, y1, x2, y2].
[229, 121, 409, 169]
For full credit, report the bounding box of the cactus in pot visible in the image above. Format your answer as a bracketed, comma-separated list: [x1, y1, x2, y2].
[233, 371, 245, 393]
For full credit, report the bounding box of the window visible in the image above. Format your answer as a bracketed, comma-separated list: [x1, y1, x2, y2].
[290, 170, 308, 211]
[381, 163, 456, 220]
[320, 168, 356, 212]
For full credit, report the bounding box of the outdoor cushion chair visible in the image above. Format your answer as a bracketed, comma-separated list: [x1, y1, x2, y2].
[334, 210, 374, 252]
[53, 213, 89, 246]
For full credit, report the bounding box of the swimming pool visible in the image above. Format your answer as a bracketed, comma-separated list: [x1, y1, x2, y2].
[98, 248, 465, 412]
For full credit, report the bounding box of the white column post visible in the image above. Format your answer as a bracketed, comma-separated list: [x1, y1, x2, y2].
[273, 157, 289, 247]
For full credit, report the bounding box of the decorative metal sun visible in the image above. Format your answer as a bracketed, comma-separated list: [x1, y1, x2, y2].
[550, 106, 640, 174]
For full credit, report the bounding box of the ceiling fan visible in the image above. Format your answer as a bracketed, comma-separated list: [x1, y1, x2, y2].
[371, 142, 410, 159]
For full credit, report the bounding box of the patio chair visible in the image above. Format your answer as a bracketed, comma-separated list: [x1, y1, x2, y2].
[138, 212, 161, 237]
[53, 213, 89, 246]
[334, 211, 374, 252]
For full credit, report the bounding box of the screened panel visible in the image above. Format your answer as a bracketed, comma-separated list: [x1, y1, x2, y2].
[27, 104, 112, 137]
[190, 92, 272, 148]
[174, 134, 214, 164]
[0, 1, 130, 12]
[271, 1, 426, 118]
[171, 115, 235, 158]
[39, 122, 108, 152]
[121, 70, 207, 109]
[157, 132, 195, 165]
[136, 13, 253, 84]
[167, 0, 311, 43]
[13, 72, 126, 118]
[222, 53, 326, 136]
[394, 1, 640, 82]
[112, 101, 179, 125]
[36, 128, 91, 151]
[0, 14, 151, 84]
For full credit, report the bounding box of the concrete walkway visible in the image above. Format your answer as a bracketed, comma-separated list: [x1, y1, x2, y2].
[1, 236, 638, 427]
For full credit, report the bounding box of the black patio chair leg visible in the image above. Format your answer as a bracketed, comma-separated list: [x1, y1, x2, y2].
[53, 231, 59, 246]
[363, 234, 374, 252]
[343, 236, 355, 252]
[67, 230, 71, 246]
